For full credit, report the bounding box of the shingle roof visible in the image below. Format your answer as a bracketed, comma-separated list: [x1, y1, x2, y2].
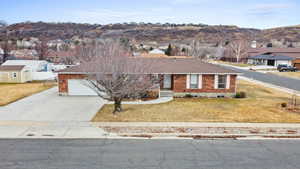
[248, 48, 300, 58]
[249, 55, 295, 60]
[248, 48, 300, 53]
[0, 65, 26, 71]
[59, 58, 240, 74]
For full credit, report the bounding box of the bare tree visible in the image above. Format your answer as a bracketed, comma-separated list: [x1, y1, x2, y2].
[211, 26, 256, 62]
[36, 37, 49, 60]
[188, 40, 224, 59]
[188, 40, 210, 59]
[214, 47, 225, 59]
[228, 39, 249, 63]
[76, 40, 158, 115]
[0, 21, 11, 63]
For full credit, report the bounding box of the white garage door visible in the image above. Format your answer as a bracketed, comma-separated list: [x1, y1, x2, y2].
[276, 60, 291, 66]
[68, 79, 98, 96]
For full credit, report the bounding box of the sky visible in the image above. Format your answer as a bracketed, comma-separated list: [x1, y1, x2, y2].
[1, 0, 299, 29]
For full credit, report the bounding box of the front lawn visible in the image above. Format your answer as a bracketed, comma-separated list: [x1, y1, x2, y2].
[0, 81, 56, 106]
[92, 80, 300, 123]
[270, 72, 300, 79]
[217, 61, 251, 67]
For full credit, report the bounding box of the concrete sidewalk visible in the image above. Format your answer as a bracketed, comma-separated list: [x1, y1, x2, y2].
[0, 122, 111, 139]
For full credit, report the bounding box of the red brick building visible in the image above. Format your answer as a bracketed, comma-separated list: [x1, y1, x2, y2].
[58, 58, 240, 98]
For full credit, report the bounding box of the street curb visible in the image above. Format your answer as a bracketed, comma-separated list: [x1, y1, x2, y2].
[2, 134, 300, 140]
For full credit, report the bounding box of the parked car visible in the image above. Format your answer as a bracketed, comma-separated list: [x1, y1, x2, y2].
[277, 64, 298, 72]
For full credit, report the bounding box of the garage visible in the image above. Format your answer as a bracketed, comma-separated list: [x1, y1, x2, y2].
[276, 60, 291, 67]
[295, 63, 300, 70]
[68, 79, 98, 96]
[293, 59, 300, 70]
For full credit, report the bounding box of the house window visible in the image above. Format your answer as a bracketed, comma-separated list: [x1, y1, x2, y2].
[190, 74, 199, 89]
[12, 72, 17, 79]
[218, 75, 227, 89]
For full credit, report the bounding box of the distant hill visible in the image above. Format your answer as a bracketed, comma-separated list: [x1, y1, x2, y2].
[1, 22, 300, 47]
[262, 25, 300, 43]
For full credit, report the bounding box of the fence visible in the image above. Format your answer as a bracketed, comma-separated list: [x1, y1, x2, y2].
[32, 72, 57, 81]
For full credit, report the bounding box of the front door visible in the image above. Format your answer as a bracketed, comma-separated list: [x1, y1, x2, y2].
[267, 60, 275, 66]
[163, 74, 172, 89]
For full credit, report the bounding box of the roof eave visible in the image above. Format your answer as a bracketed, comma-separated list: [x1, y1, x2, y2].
[58, 72, 242, 75]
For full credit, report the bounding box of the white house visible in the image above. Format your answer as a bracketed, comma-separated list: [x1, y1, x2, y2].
[2, 60, 52, 72]
[0, 65, 32, 83]
[2, 60, 56, 80]
[149, 49, 165, 55]
[247, 55, 294, 67]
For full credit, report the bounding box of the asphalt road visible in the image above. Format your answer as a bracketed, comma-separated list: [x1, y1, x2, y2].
[1, 139, 300, 169]
[224, 66, 300, 91]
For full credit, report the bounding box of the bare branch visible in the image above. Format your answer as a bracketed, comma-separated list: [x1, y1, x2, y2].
[227, 39, 250, 62]
[76, 39, 158, 114]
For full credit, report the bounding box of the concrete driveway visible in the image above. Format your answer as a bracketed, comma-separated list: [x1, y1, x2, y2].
[0, 87, 105, 121]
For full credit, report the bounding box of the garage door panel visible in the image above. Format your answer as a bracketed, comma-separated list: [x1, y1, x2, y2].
[68, 79, 98, 96]
[277, 60, 290, 66]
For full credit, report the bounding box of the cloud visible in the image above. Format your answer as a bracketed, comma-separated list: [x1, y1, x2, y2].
[253, 3, 292, 10]
[170, 0, 208, 5]
[248, 3, 293, 16]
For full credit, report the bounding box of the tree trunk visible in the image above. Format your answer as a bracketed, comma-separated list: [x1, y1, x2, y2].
[113, 97, 122, 115]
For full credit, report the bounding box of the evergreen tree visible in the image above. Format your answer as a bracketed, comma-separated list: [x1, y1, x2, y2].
[165, 44, 172, 56]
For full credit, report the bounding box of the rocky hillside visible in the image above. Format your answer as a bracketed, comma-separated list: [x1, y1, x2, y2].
[1, 22, 300, 47]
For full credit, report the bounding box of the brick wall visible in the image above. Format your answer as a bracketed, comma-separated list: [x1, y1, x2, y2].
[293, 59, 300, 69]
[58, 74, 85, 94]
[58, 73, 237, 96]
[173, 74, 237, 93]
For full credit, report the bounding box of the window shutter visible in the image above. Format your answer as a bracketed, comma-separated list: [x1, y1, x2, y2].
[186, 74, 190, 89]
[198, 75, 202, 89]
[226, 75, 230, 89]
[214, 75, 218, 89]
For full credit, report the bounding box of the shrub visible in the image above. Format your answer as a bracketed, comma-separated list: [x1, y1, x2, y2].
[235, 91, 247, 98]
[185, 94, 193, 98]
[281, 103, 287, 108]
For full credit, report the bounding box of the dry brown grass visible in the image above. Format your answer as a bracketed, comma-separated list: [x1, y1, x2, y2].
[216, 61, 251, 67]
[0, 82, 56, 106]
[270, 72, 300, 79]
[92, 80, 300, 123]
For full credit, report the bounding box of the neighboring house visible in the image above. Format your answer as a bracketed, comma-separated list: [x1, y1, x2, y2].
[247, 55, 295, 67]
[138, 54, 190, 58]
[0, 65, 32, 83]
[2, 60, 51, 72]
[10, 49, 39, 60]
[2, 60, 56, 81]
[294, 58, 300, 69]
[248, 48, 300, 67]
[149, 49, 165, 55]
[58, 58, 240, 98]
[248, 48, 300, 58]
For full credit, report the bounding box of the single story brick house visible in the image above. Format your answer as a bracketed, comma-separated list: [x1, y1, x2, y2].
[58, 58, 241, 98]
[247, 55, 295, 67]
[0, 65, 32, 83]
[248, 48, 300, 67]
